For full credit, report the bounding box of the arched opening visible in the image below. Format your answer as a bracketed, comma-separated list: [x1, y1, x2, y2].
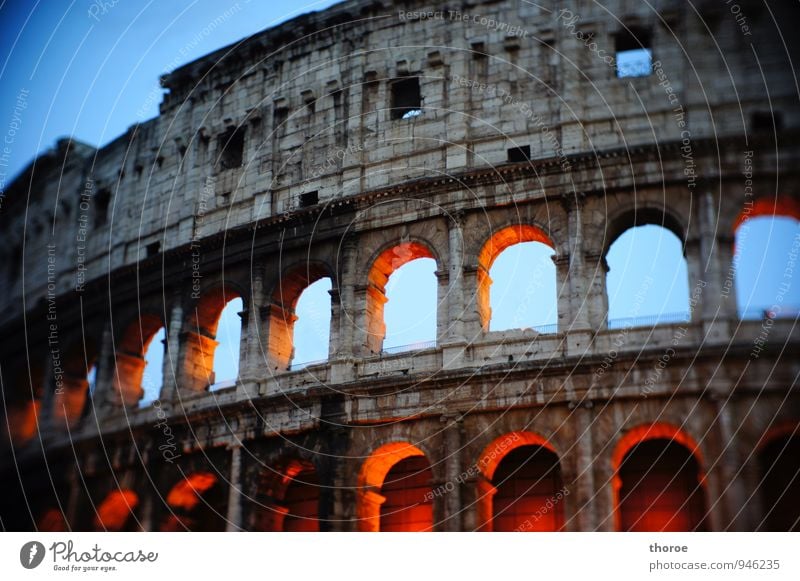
[255, 459, 320, 532]
[732, 197, 800, 320]
[475, 431, 562, 531]
[4, 365, 43, 447]
[380, 456, 433, 532]
[357, 441, 433, 531]
[491, 446, 564, 531]
[606, 223, 690, 327]
[37, 508, 66, 532]
[52, 340, 97, 429]
[756, 431, 800, 531]
[267, 263, 331, 371]
[292, 278, 332, 368]
[477, 225, 556, 332]
[365, 242, 437, 353]
[115, 315, 164, 407]
[93, 489, 139, 531]
[161, 472, 225, 531]
[613, 425, 708, 532]
[184, 287, 243, 392]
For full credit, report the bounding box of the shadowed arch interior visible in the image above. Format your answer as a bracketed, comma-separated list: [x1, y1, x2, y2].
[255, 458, 320, 532]
[756, 429, 800, 531]
[475, 431, 559, 531]
[357, 441, 431, 531]
[52, 338, 97, 429]
[613, 424, 708, 532]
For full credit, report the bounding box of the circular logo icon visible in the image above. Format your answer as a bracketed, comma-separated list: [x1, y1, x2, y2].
[20, 541, 46, 569]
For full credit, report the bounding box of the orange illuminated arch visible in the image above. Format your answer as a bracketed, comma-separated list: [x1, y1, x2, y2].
[475, 431, 559, 531]
[161, 472, 223, 532]
[52, 339, 97, 429]
[5, 365, 43, 447]
[183, 285, 243, 392]
[93, 489, 139, 531]
[612, 423, 707, 532]
[477, 431, 557, 481]
[477, 225, 555, 331]
[266, 262, 332, 371]
[114, 315, 164, 406]
[257, 458, 320, 531]
[166, 472, 217, 510]
[188, 285, 243, 337]
[37, 508, 66, 532]
[357, 441, 428, 531]
[733, 195, 800, 232]
[365, 242, 437, 353]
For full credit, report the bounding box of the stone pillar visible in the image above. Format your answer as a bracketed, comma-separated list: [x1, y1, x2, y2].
[459, 265, 484, 342]
[570, 401, 596, 531]
[710, 393, 748, 530]
[337, 236, 359, 357]
[36, 354, 56, 437]
[160, 294, 184, 401]
[65, 460, 81, 531]
[446, 213, 466, 342]
[240, 264, 266, 384]
[225, 442, 243, 531]
[441, 414, 463, 531]
[694, 188, 738, 329]
[558, 194, 606, 354]
[95, 322, 120, 414]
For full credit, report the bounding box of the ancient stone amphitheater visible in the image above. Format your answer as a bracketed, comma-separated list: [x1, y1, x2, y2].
[1, 0, 799, 532]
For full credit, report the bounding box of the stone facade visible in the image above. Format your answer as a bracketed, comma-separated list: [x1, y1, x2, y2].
[1, 0, 799, 531]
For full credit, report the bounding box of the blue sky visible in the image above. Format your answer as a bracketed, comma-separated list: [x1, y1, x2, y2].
[1, 2, 797, 401]
[0, 0, 342, 182]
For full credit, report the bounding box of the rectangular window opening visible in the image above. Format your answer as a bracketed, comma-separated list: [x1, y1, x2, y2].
[751, 111, 783, 133]
[146, 241, 161, 257]
[615, 28, 652, 78]
[508, 146, 531, 162]
[391, 77, 422, 120]
[299, 191, 319, 207]
[94, 189, 111, 227]
[217, 126, 245, 171]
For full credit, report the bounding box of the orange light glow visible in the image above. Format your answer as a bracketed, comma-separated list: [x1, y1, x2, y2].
[617, 439, 708, 532]
[733, 195, 800, 232]
[94, 489, 139, 531]
[358, 441, 429, 532]
[166, 472, 217, 510]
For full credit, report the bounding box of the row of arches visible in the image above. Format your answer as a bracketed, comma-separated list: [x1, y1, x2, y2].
[41, 424, 800, 532]
[4, 199, 799, 442]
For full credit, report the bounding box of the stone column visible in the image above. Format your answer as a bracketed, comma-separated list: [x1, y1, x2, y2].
[225, 442, 243, 531]
[570, 401, 596, 531]
[441, 414, 463, 531]
[710, 392, 748, 530]
[694, 188, 738, 331]
[65, 460, 81, 530]
[446, 213, 465, 342]
[95, 321, 118, 415]
[240, 264, 266, 386]
[160, 293, 184, 402]
[331, 236, 358, 373]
